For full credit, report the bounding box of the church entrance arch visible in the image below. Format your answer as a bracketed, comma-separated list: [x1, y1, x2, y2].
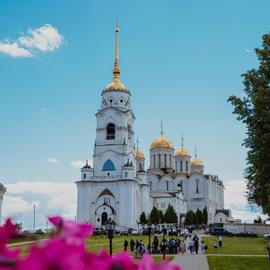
[101, 212, 108, 225]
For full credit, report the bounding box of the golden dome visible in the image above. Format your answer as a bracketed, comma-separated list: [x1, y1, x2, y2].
[151, 133, 174, 149]
[191, 158, 204, 166]
[134, 150, 145, 159]
[175, 146, 190, 157]
[105, 78, 126, 91]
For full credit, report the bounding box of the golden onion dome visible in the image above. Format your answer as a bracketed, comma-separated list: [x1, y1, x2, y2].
[151, 132, 174, 149]
[175, 146, 190, 157]
[105, 79, 126, 91]
[134, 149, 145, 159]
[191, 158, 204, 166]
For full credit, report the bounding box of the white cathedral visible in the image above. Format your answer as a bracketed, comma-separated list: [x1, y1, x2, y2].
[76, 26, 227, 228]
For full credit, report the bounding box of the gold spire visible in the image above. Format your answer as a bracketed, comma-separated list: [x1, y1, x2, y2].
[191, 145, 204, 166]
[105, 21, 126, 91]
[175, 135, 190, 157]
[113, 21, 120, 80]
[134, 137, 145, 159]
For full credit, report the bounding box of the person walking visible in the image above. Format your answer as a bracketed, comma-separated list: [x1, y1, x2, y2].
[180, 240, 186, 255]
[201, 238, 205, 254]
[266, 239, 270, 262]
[194, 235, 199, 254]
[130, 239, 135, 252]
[124, 239, 129, 251]
[218, 235, 223, 248]
[188, 238, 194, 254]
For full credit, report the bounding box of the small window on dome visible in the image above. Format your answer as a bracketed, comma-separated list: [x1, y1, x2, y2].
[83, 173, 86, 179]
[110, 99, 113, 103]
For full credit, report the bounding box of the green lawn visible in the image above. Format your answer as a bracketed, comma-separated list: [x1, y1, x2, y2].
[208, 256, 270, 270]
[204, 236, 268, 255]
[86, 234, 153, 254]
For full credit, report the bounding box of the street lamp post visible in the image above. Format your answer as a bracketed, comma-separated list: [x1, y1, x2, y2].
[162, 228, 166, 260]
[147, 222, 151, 254]
[105, 220, 116, 256]
[33, 203, 36, 232]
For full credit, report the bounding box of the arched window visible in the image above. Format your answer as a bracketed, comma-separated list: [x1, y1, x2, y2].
[125, 172, 128, 177]
[153, 155, 156, 168]
[139, 163, 143, 171]
[180, 161, 183, 172]
[185, 160, 188, 172]
[149, 181, 152, 191]
[103, 159, 115, 171]
[127, 124, 132, 139]
[83, 173, 86, 179]
[106, 123, 115, 140]
[159, 154, 161, 167]
[195, 179, 199, 193]
[166, 180, 169, 191]
[164, 154, 167, 167]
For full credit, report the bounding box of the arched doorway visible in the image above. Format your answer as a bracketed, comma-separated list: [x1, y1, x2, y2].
[101, 212, 108, 225]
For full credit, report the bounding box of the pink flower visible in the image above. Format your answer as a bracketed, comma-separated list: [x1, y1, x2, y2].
[0, 219, 18, 245]
[48, 216, 93, 245]
[140, 255, 181, 270]
[17, 238, 88, 270]
[0, 219, 20, 269]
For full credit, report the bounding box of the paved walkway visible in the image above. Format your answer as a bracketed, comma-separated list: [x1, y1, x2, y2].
[173, 254, 209, 270]
[172, 233, 209, 270]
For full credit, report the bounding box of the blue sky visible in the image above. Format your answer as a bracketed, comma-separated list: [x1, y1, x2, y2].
[0, 0, 269, 227]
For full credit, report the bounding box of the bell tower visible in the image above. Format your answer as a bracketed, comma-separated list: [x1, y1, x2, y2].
[93, 24, 136, 178]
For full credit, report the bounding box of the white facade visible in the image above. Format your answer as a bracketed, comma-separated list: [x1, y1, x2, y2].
[76, 26, 227, 227]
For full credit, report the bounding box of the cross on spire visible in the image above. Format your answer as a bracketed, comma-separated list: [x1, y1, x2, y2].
[160, 120, 164, 134]
[113, 19, 120, 81]
[136, 137, 139, 151]
[181, 134, 184, 148]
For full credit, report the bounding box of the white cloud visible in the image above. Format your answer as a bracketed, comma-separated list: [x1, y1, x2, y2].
[0, 24, 63, 58]
[224, 179, 265, 222]
[0, 42, 32, 57]
[3, 181, 76, 229]
[70, 159, 93, 169]
[19, 24, 64, 52]
[243, 47, 251, 54]
[48, 158, 60, 165]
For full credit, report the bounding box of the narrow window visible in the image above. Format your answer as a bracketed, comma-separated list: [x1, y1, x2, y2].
[139, 163, 143, 171]
[164, 154, 167, 167]
[180, 161, 183, 172]
[159, 154, 161, 167]
[195, 179, 199, 193]
[127, 124, 132, 139]
[149, 181, 152, 191]
[83, 173, 86, 179]
[125, 172, 128, 177]
[153, 155, 156, 168]
[166, 180, 169, 191]
[106, 123, 115, 140]
[185, 160, 188, 172]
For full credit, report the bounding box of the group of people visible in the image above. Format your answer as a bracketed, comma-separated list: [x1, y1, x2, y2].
[187, 234, 205, 254]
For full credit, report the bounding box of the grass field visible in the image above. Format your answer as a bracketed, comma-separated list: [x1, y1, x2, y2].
[86, 234, 173, 255]
[11, 234, 175, 262]
[207, 256, 270, 270]
[204, 236, 268, 255]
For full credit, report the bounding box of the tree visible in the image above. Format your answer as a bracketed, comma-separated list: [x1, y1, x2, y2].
[228, 33, 270, 215]
[158, 210, 164, 223]
[185, 210, 194, 226]
[196, 209, 203, 225]
[254, 216, 263, 224]
[163, 204, 177, 223]
[149, 207, 160, 224]
[203, 207, 208, 224]
[140, 212, 147, 224]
